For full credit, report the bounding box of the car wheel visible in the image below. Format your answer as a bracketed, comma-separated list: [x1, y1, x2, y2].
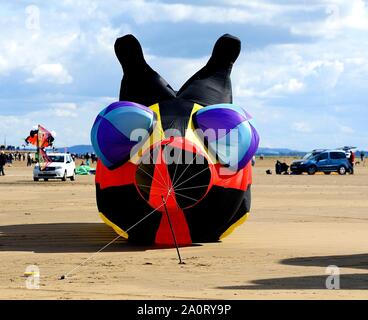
[70, 171, 76, 181]
[324, 172, 331, 175]
[44, 178, 48, 181]
[62, 171, 67, 181]
[307, 166, 317, 175]
[338, 166, 347, 175]
[33, 177, 39, 182]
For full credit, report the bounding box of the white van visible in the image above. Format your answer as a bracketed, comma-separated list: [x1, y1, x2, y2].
[33, 153, 76, 181]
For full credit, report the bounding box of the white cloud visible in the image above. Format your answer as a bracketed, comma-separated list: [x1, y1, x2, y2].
[53, 109, 77, 117]
[26, 63, 73, 84]
[300, 60, 344, 89]
[235, 77, 304, 98]
[230, 38, 358, 102]
[339, 125, 354, 134]
[343, 0, 368, 30]
[0, 0, 367, 150]
[0, 115, 33, 146]
[292, 121, 312, 133]
[96, 26, 126, 51]
[0, 97, 115, 147]
[51, 102, 77, 110]
[0, 1, 124, 82]
[90, 0, 368, 40]
[117, 2, 257, 25]
[290, 0, 368, 38]
[267, 78, 304, 95]
[50, 102, 78, 118]
[146, 54, 207, 90]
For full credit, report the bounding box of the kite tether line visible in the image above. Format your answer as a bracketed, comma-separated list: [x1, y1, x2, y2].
[59, 198, 169, 280]
[60, 143, 216, 279]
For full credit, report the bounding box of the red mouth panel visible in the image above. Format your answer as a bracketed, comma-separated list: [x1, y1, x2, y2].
[134, 137, 213, 245]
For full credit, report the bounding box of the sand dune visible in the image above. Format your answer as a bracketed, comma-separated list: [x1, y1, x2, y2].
[1, 158, 367, 299]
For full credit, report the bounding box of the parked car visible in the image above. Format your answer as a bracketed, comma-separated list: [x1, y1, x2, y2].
[290, 150, 353, 175]
[33, 153, 76, 181]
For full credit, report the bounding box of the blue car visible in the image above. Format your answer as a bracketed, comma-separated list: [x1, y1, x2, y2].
[290, 150, 353, 175]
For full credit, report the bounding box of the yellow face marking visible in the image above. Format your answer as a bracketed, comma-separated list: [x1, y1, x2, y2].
[185, 103, 217, 164]
[220, 212, 249, 240]
[129, 103, 165, 164]
[99, 212, 129, 239]
[130, 102, 217, 165]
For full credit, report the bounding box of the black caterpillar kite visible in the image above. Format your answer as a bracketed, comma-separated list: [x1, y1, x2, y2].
[91, 34, 259, 245]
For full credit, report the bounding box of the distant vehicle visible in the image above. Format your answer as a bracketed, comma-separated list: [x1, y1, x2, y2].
[33, 153, 76, 181]
[337, 146, 357, 157]
[290, 150, 353, 175]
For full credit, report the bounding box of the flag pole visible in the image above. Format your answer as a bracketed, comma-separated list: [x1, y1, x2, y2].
[37, 125, 40, 166]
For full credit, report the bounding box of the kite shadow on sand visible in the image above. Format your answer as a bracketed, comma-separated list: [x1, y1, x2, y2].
[0, 223, 201, 253]
[216, 254, 368, 290]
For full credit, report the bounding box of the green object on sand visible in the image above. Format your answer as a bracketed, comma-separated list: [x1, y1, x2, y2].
[75, 165, 92, 175]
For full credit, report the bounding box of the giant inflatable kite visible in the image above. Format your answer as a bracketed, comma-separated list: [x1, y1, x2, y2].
[91, 34, 259, 245]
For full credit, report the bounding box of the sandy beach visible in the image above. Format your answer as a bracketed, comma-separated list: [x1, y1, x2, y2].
[0, 158, 367, 300]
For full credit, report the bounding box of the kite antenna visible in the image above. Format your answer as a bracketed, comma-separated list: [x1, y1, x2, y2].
[161, 196, 185, 265]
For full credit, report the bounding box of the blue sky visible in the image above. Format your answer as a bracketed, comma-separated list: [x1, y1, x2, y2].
[0, 0, 367, 150]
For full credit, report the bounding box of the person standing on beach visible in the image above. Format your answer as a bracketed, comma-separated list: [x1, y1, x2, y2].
[0, 151, 6, 176]
[360, 151, 365, 164]
[349, 151, 355, 166]
[27, 153, 32, 166]
[348, 151, 355, 174]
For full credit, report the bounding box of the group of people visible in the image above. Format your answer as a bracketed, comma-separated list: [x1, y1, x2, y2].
[1, 152, 24, 164]
[275, 160, 290, 175]
[0, 151, 98, 176]
[347, 150, 365, 169]
[71, 152, 97, 166]
[0, 151, 35, 176]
